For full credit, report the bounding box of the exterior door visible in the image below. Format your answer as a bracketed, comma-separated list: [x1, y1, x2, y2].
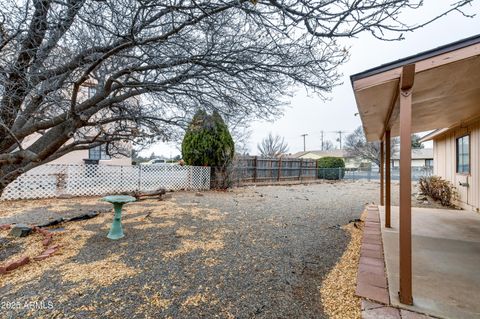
[455, 174, 469, 205]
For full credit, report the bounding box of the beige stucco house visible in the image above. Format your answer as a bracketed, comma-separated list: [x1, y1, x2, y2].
[391, 148, 433, 169]
[289, 149, 372, 169]
[51, 145, 131, 166]
[421, 120, 479, 212]
[22, 133, 132, 166]
[22, 82, 132, 167]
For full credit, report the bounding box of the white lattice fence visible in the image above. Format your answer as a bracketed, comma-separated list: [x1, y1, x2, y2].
[1, 164, 211, 200]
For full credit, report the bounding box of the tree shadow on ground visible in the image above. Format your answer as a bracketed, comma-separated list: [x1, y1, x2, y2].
[0, 185, 361, 319]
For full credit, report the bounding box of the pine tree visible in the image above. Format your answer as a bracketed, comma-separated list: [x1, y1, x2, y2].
[182, 110, 235, 167]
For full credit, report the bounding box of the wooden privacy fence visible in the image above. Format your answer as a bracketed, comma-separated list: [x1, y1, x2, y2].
[232, 156, 317, 183]
[231, 156, 434, 185]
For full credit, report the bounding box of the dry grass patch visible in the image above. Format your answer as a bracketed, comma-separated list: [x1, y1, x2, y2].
[0, 211, 127, 294]
[0, 230, 44, 264]
[192, 210, 222, 221]
[176, 226, 196, 237]
[60, 254, 136, 287]
[203, 257, 220, 267]
[130, 219, 176, 230]
[163, 232, 225, 258]
[0, 197, 107, 218]
[182, 292, 218, 308]
[0, 196, 225, 298]
[148, 293, 172, 310]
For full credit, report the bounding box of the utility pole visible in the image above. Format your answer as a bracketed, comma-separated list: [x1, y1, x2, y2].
[301, 133, 308, 152]
[320, 131, 324, 150]
[336, 130, 348, 149]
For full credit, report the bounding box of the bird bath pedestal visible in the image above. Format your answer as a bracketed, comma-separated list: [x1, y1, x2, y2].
[101, 195, 136, 240]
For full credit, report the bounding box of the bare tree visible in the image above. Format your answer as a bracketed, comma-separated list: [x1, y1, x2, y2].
[0, 0, 474, 194]
[323, 140, 334, 151]
[231, 125, 252, 156]
[257, 133, 288, 158]
[345, 126, 397, 166]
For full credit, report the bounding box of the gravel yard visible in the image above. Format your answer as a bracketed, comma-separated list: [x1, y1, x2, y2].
[1, 181, 399, 318]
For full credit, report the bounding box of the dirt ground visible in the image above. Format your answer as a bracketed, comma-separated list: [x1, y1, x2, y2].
[0, 181, 447, 318]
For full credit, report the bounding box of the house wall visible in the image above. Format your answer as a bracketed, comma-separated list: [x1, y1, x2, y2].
[299, 153, 321, 160]
[391, 159, 431, 168]
[412, 159, 427, 167]
[18, 83, 132, 167]
[49, 149, 131, 166]
[298, 153, 369, 169]
[433, 119, 480, 212]
[344, 158, 371, 169]
[22, 133, 131, 166]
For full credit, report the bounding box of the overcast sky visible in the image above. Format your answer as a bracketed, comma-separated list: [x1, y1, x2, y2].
[141, 1, 480, 158]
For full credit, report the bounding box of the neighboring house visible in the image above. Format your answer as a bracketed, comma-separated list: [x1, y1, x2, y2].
[391, 148, 433, 169]
[22, 134, 132, 167]
[21, 82, 132, 167]
[421, 121, 480, 212]
[288, 149, 372, 169]
[141, 158, 169, 165]
[50, 143, 131, 166]
[289, 149, 345, 160]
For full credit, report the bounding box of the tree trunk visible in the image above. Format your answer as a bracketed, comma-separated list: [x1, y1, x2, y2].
[0, 162, 32, 199]
[0, 170, 18, 198]
[0, 183, 5, 199]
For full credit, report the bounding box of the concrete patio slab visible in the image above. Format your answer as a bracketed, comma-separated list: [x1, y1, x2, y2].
[379, 206, 480, 319]
[361, 300, 434, 319]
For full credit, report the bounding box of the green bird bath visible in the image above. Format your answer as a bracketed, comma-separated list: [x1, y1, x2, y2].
[101, 195, 136, 240]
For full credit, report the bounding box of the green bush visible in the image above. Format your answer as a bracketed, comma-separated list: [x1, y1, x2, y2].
[317, 157, 345, 180]
[181, 110, 235, 188]
[181, 110, 234, 167]
[418, 176, 458, 206]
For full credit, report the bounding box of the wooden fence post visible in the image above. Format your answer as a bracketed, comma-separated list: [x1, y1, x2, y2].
[268, 159, 271, 181]
[253, 156, 257, 183]
[298, 159, 302, 180]
[278, 157, 282, 181]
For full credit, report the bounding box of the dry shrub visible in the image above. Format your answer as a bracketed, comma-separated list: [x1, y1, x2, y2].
[418, 176, 458, 206]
